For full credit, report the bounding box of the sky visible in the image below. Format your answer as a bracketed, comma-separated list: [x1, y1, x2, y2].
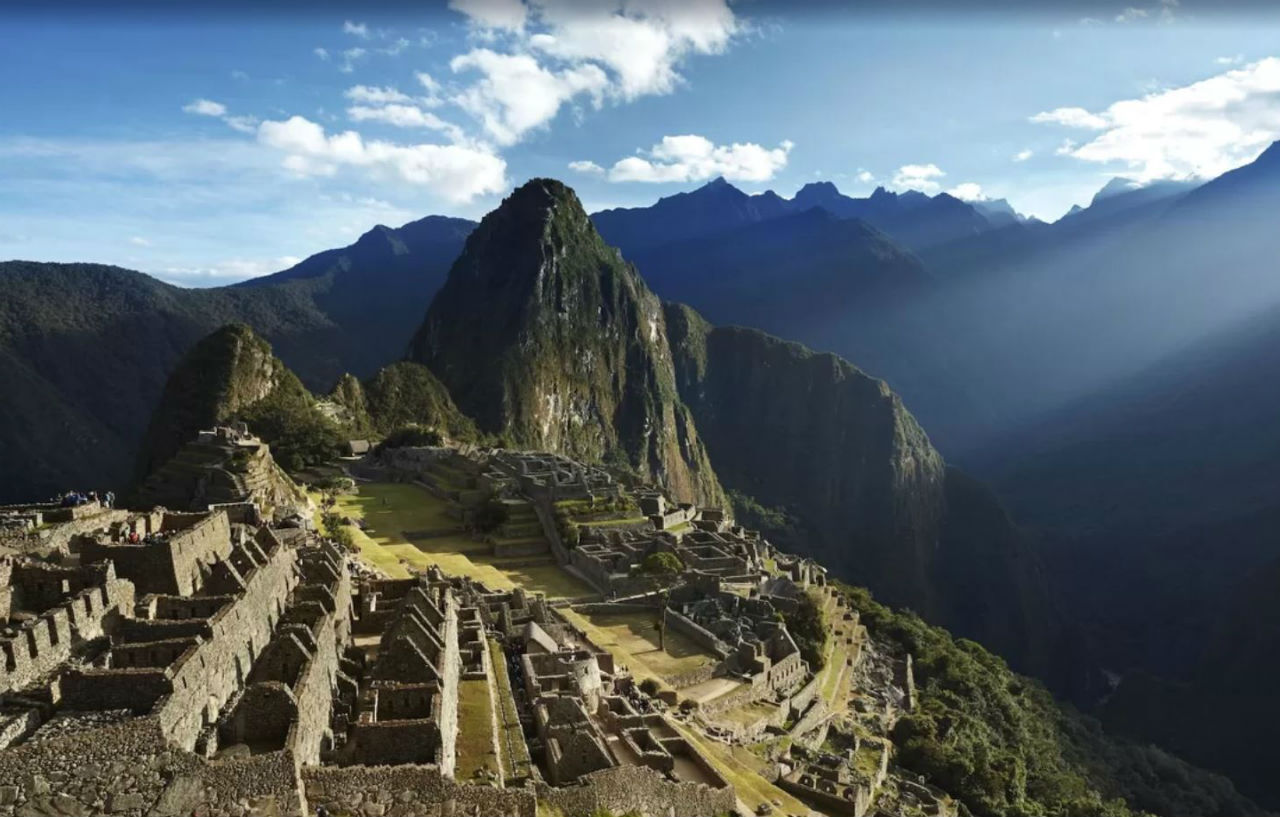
[3, 0, 1280, 286]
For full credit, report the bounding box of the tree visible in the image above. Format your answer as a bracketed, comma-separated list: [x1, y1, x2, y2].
[642, 551, 683, 576]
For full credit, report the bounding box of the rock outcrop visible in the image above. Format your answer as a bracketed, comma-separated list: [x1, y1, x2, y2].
[135, 324, 300, 482]
[410, 179, 724, 505]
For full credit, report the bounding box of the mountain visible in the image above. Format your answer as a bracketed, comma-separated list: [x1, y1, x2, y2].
[969, 197, 1025, 228]
[591, 176, 789, 253]
[135, 323, 308, 480]
[663, 304, 1082, 689]
[234, 215, 474, 387]
[410, 178, 725, 505]
[789, 183, 996, 250]
[592, 178, 1000, 260]
[0, 217, 472, 503]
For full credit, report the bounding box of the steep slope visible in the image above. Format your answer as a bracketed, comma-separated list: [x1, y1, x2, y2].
[236, 215, 474, 386]
[663, 303, 1077, 688]
[0, 217, 472, 502]
[623, 208, 996, 447]
[134, 324, 345, 483]
[410, 178, 724, 505]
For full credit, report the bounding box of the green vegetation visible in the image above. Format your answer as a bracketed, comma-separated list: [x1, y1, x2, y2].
[727, 489, 803, 542]
[235, 369, 346, 472]
[374, 424, 445, 452]
[838, 582, 1260, 817]
[361, 361, 477, 440]
[783, 590, 827, 672]
[473, 497, 511, 534]
[641, 551, 683, 575]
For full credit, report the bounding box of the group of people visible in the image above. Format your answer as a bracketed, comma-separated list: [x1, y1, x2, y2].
[57, 489, 114, 508]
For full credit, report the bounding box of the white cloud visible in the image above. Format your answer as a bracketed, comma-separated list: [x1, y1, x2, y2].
[855, 169, 875, 184]
[1217, 54, 1245, 66]
[527, 0, 738, 100]
[347, 105, 466, 142]
[603, 134, 792, 183]
[314, 47, 330, 60]
[947, 182, 985, 201]
[163, 256, 303, 282]
[256, 115, 506, 202]
[1032, 57, 1280, 182]
[183, 98, 227, 117]
[891, 163, 945, 193]
[231, 69, 250, 80]
[380, 37, 410, 57]
[343, 20, 370, 38]
[416, 72, 442, 94]
[340, 48, 367, 73]
[1013, 148, 1034, 162]
[183, 100, 258, 135]
[444, 0, 740, 144]
[569, 159, 605, 175]
[1115, 7, 1149, 22]
[450, 49, 608, 145]
[345, 85, 414, 105]
[129, 236, 151, 247]
[1030, 107, 1109, 129]
[449, 0, 528, 32]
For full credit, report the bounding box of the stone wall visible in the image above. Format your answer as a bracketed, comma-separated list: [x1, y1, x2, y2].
[0, 563, 134, 693]
[80, 511, 232, 596]
[537, 763, 735, 817]
[302, 764, 536, 817]
[663, 607, 731, 659]
[0, 716, 304, 817]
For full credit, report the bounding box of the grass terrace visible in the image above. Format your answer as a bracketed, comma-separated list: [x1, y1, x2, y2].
[329, 482, 594, 598]
[455, 679, 501, 780]
[559, 609, 717, 688]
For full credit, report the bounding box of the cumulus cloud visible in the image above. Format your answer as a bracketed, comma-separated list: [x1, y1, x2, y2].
[891, 163, 945, 193]
[602, 134, 792, 183]
[256, 115, 506, 202]
[345, 85, 413, 105]
[445, 0, 740, 144]
[347, 105, 466, 142]
[1031, 57, 1280, 182]
[183, 98, 227, 117]
[450, 0, 528, 32]
[1030, 107, 1109, 129]
[343, 20, 370, 38]
[568, 159, 605, 175]
[340, 48, 367, 73]
[947, 182, 985, 200]
[314, 47, 330, 60]
[1014, 148, 1034, 162]
[855, 169, 875, 184]
[451, 49, 608, 145]
[1216, 54, 1245, 66]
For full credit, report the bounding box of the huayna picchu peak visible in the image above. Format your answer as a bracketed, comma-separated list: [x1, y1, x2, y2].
[411, 178, 725, 507]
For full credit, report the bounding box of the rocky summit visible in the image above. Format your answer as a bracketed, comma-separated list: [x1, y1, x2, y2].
[411, 178, 725, 507]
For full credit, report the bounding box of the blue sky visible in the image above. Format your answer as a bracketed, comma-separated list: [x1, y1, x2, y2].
[3, 0, 1280, 285]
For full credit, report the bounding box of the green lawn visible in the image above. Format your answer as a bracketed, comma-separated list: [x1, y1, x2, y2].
[455, 679, 501, 781]
[559, 609, 717, 685]
[489, 639, 533, 782]
[331, 482, 594, 598]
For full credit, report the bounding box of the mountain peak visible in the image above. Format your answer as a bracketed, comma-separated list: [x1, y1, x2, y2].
[796, 180, 841, 197]
[1093, 176, 1142, 204]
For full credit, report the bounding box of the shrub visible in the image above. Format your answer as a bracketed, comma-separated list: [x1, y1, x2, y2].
[374, 424, 444, 452]
[641, 551, 683, 575]
[639, 678, 660, 696]
[473, 497, 510, 534]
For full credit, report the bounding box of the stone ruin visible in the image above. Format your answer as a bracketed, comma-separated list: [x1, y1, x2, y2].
[133, 425, 308, 520]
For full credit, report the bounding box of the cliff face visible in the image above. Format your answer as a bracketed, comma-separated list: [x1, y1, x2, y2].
[664, 303, 1072, 685]
[135, 324, 297, 481]
[410, 179, 723, 505]
[665, 303, 945, 604]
